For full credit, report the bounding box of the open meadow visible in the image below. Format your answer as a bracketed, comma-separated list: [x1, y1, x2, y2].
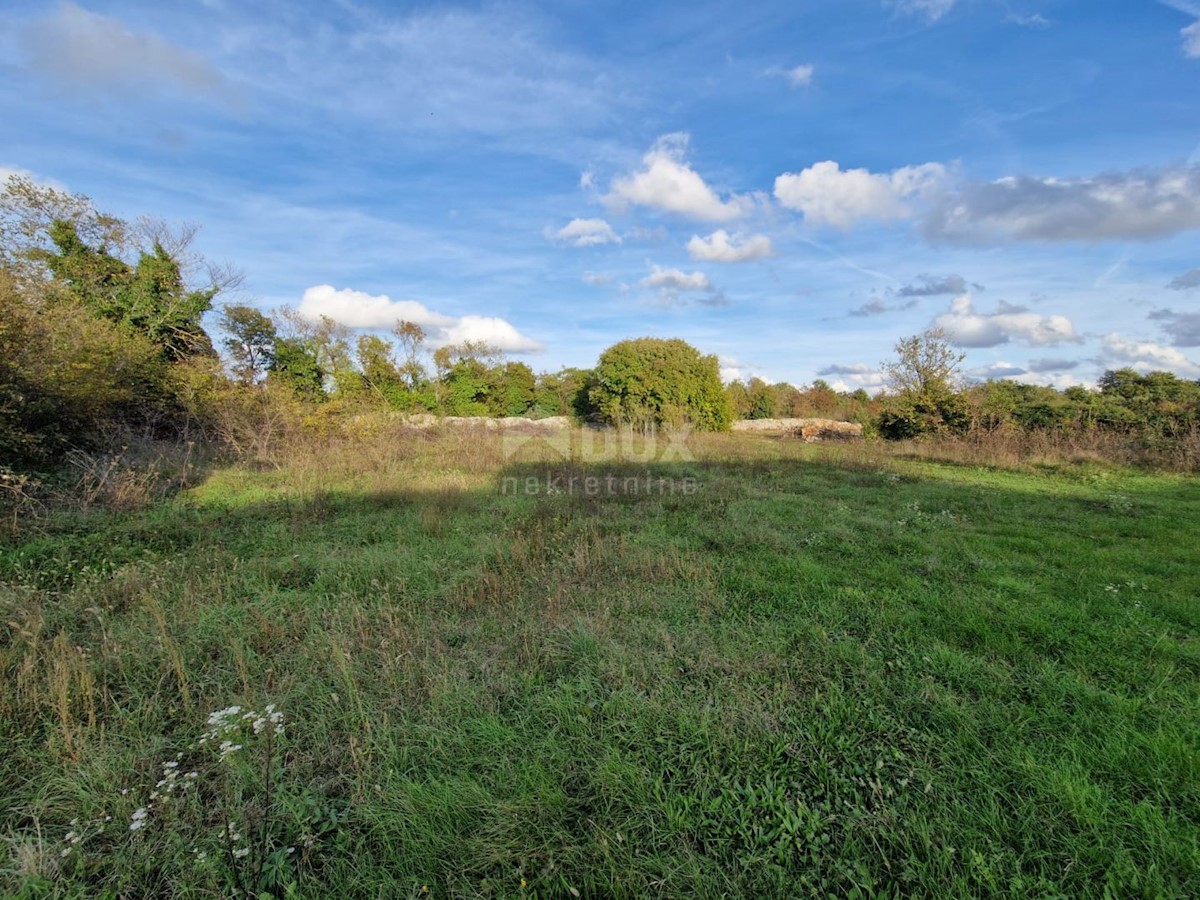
[1, 426, 1197, 897]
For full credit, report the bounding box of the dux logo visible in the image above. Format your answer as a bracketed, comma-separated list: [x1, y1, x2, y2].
[501, 424, 695, 463]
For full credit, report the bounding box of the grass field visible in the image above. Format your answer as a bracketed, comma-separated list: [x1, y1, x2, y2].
[2, 427, 1198, 897]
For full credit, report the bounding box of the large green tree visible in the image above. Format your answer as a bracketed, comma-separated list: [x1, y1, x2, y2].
[586, 337, 732, 430]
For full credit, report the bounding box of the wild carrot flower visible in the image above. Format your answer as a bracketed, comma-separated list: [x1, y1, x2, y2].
[130, 807, 149, 832]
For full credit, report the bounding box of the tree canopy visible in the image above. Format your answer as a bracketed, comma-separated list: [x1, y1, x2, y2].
[586, 337, 732, 431]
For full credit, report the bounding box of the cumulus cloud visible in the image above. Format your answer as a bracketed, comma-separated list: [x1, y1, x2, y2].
[923, 165, 1200, 243]
[1167, 268, 1200, 289]
[550, 218, 620, 247]
[606, 133, 755, 222]
[298, 284, 541, 352]
[886, 0, 959, 22]
[686, 230, 774, 263]
[23, 2, 236, 106]
[934, 293, 1081, 347]
[1102, 334, 1200, 377]
[775, 158, 1200, 244]
[774, 160, 948, 229]
[581, 271, 614, 286]
[438, 316, 543, 351]
[1149, 308, 1200, 346]
[766, 64, 815, 87]
[817, 363, 886, 393]
[641, 267, 711, 292]
[897, 274, 968, 297]
[638, 265, 727, 306]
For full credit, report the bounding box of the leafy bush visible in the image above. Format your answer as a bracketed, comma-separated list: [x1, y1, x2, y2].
[586, 337, 732, 430]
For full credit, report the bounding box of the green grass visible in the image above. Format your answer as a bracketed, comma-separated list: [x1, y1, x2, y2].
[1, 431, 1198, 897]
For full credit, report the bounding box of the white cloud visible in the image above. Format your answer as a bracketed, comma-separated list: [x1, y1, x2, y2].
[887, 0, 959, 22]
[638, 265, 727, 306]
[817, 363, 886, 393]
[967, 362, 1028, 381]
[775, 159, 1200, 243]
[0, 165, 68, 192]
[686, 230, 774, 263]
[23, 2, 236, 106]
[766, 64, 815, 87]
[1184, 21, 1200, 57]
[581, 271, 614, 286]
[923, 165, 1200, 243]
[298, 284, 541, 352]
[934, 294, 1080, 347]
[550, 218, 621, 247]
[439, 316, 543, 352]
[1014, 371, 1091, 390]
[640, 266, 711, 292]
[719, 355, 769, 384]
[606, 133, 754, 222]
[1102, 334, 1200, 378]
[774, 160, 948, 229]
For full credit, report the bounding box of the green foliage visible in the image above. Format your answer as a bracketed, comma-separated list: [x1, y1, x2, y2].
[587, 337, 732, 430]
[747, 378, 776, 419]
[45, 221, 216, 362]
[0, 269, 169, 465]
[269, 338, 326, 402]
[877, 385, 970, 440]
[220, 305, 277, 385]
[531, 367, 590, 419]
[953, 369, 1200, 443]
[490, 361, 536, 417]
[883, 327, 965, 397]
[878, 328, 969, 439]
[724, 380, 751, 420]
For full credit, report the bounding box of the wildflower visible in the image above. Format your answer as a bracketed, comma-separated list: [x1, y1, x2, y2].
[218, 740, 243, 760]
[130, 808, 149, 832]
[233, 846, 251, 859]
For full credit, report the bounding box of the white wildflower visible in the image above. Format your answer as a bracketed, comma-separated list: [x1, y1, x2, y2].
[218, 739, 243, 760]
[130, 807, 149, 832]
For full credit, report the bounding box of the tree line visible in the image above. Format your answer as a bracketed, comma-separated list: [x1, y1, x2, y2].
[2, 176, 1198, 473]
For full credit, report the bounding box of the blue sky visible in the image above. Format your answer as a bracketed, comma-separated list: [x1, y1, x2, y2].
[3, 0, 1200, 391]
